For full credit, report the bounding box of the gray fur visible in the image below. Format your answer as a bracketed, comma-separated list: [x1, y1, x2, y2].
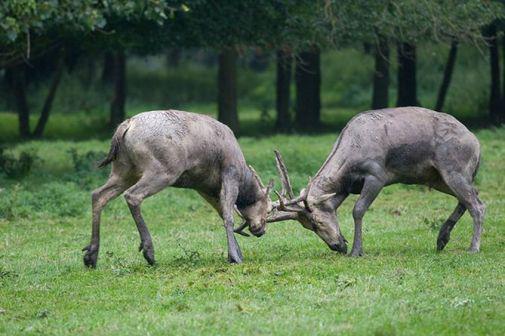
[83, 110, 272, 267]
[270, 107, 485, 256]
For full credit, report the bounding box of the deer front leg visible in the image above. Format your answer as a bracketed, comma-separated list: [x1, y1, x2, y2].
[220, 168, 243, 264]
[351, 176, 383, 257]
[123, 171, 174, 265]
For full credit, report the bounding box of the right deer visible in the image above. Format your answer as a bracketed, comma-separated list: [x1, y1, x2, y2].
[266, 107, 485, 256]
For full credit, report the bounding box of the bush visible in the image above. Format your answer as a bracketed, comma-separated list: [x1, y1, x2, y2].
[68, 148, 107, 173]
[67, 148, 108, 187]
[0, 147, 39, 179]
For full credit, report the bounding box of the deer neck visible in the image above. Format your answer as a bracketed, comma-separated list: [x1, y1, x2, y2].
[236, 169, 263, 208]
[309, 163, 347, 198]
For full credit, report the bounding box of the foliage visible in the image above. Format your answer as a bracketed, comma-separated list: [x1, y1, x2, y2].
[0, 128, 504, 334]
[322, 0, 504, 45]
[160, 0, 326, 49]
[67, 148, 108, 188]
[0, 0, 187, 66]
[0, 146, 39, 179]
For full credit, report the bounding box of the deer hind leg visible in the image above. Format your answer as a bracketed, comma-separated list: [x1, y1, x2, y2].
[439, 170, 485, 252]
[84, 175, 130, 268]
[124, 170, 177, 265]
[351, 175, 384, 257]
[436, 203, 466, 251]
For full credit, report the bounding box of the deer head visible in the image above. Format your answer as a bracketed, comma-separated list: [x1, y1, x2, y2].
[233, 165, 274, 238]
[265, 150, 347, 253]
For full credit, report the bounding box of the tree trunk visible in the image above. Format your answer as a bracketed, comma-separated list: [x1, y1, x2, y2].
[487, 23, 503, 123]
[102, 52, 114, 83]
[167, 48, 181, 68]
[503, 35, 505, 102]
[275, 49, 292, 132]
[10, 64, 31, 138]
[396, 42, 419, 107]
[295, 48, 321, 130]
[110, 50, 126, 128]
[33, 54, 65, 138]
[372, 38, 390, 109]
[435, 40, 458, 112]
[217, 48, 239, 133]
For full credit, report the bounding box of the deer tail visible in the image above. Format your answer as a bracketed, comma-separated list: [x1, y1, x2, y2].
[98, 119, 131, 168]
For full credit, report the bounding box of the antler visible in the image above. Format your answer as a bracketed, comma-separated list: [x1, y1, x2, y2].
[233, 206, 250, 237]
[249, 165, 265, 189]
[271, 149, 316, 213]
[274, 150, 294, 199]
[234, 221, 251, 237]
[266, 209, 299, 223]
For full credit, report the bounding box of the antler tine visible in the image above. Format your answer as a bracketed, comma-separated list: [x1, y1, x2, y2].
[266, 210, 299, 223]
[273, 190, 304, 213]
[274, 150, 294, 198]
[233, 206, 250, 236]
[249, 165, 265, 189]
[303, 176, 314, 212]
[234, 221, 250, 237]
[234, 205, 244, 219]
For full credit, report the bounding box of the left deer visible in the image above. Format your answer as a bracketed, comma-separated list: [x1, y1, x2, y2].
[83, 110, 273, 268]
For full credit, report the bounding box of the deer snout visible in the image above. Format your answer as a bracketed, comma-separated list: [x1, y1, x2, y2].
[248, 220, 266, 237]
[328, 243, 347, 254]
[328, 237, 348, 254]
[249, 226, 265, 237]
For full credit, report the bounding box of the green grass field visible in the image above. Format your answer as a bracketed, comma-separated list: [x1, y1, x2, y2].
[1, 125, 504, 335]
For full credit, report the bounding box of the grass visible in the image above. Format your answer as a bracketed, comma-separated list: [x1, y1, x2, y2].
[1, 126, 505, 335]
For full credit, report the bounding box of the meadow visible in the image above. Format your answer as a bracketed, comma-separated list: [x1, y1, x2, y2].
[0, 118, 504, 335]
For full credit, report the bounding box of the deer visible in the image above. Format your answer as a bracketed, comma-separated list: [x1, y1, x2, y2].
[264, 107, 485, 257]
[82, 110, 273, 268]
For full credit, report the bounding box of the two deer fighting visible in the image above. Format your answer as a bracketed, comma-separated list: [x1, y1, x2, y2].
[83, 107, 485, 267]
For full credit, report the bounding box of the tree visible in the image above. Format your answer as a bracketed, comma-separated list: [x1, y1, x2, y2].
[217, 49, 238, 133]
[435, 40, 458, 111]
[164, 1, 324, 132]
[485, 22, 504, 123]
[110, 50, 126, 128]
[371, 38, 390, 109]
[102, 52, 114, 83]
[0, 1, 183, 137]
[5, 49, 64, 139]
[275, 49, 292, 131]
[295, 48, 321, 130]
[32, 54, 64, 138]
[323, 0, 502, 111]
[396, 42, 419, 107]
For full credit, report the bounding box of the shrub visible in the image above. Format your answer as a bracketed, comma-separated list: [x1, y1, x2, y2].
[0, 147, 39, 179]
[67, 148, 108, 187]
[68, 148, 107, 173]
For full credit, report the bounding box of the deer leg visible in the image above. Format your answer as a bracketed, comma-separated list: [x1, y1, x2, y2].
[220, 167, 242, 263]
[84, 176, 128, 268]
[124, 171, 175, 265]
[437, 203, 466, 251]
[439, 171, 485, 252]
[351, 176, 383, 257]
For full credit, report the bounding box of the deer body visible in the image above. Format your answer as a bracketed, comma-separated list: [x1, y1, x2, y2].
[83, 110, 271, 267]
[270, 107, 485, 256]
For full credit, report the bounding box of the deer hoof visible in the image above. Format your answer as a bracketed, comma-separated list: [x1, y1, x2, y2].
[468, 247, 480, 253]
[82, 245, 98, 268]
[139, 242, 155, 265]
[437, 236, 449, 251]
[228, 252, 243, 264]
[349, 249, 363, 257]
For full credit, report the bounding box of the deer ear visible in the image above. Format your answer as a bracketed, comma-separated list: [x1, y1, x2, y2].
[309, 193, 337, 205]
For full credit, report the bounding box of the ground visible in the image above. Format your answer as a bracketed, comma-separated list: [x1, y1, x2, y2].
[0, 126, 504, 335]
